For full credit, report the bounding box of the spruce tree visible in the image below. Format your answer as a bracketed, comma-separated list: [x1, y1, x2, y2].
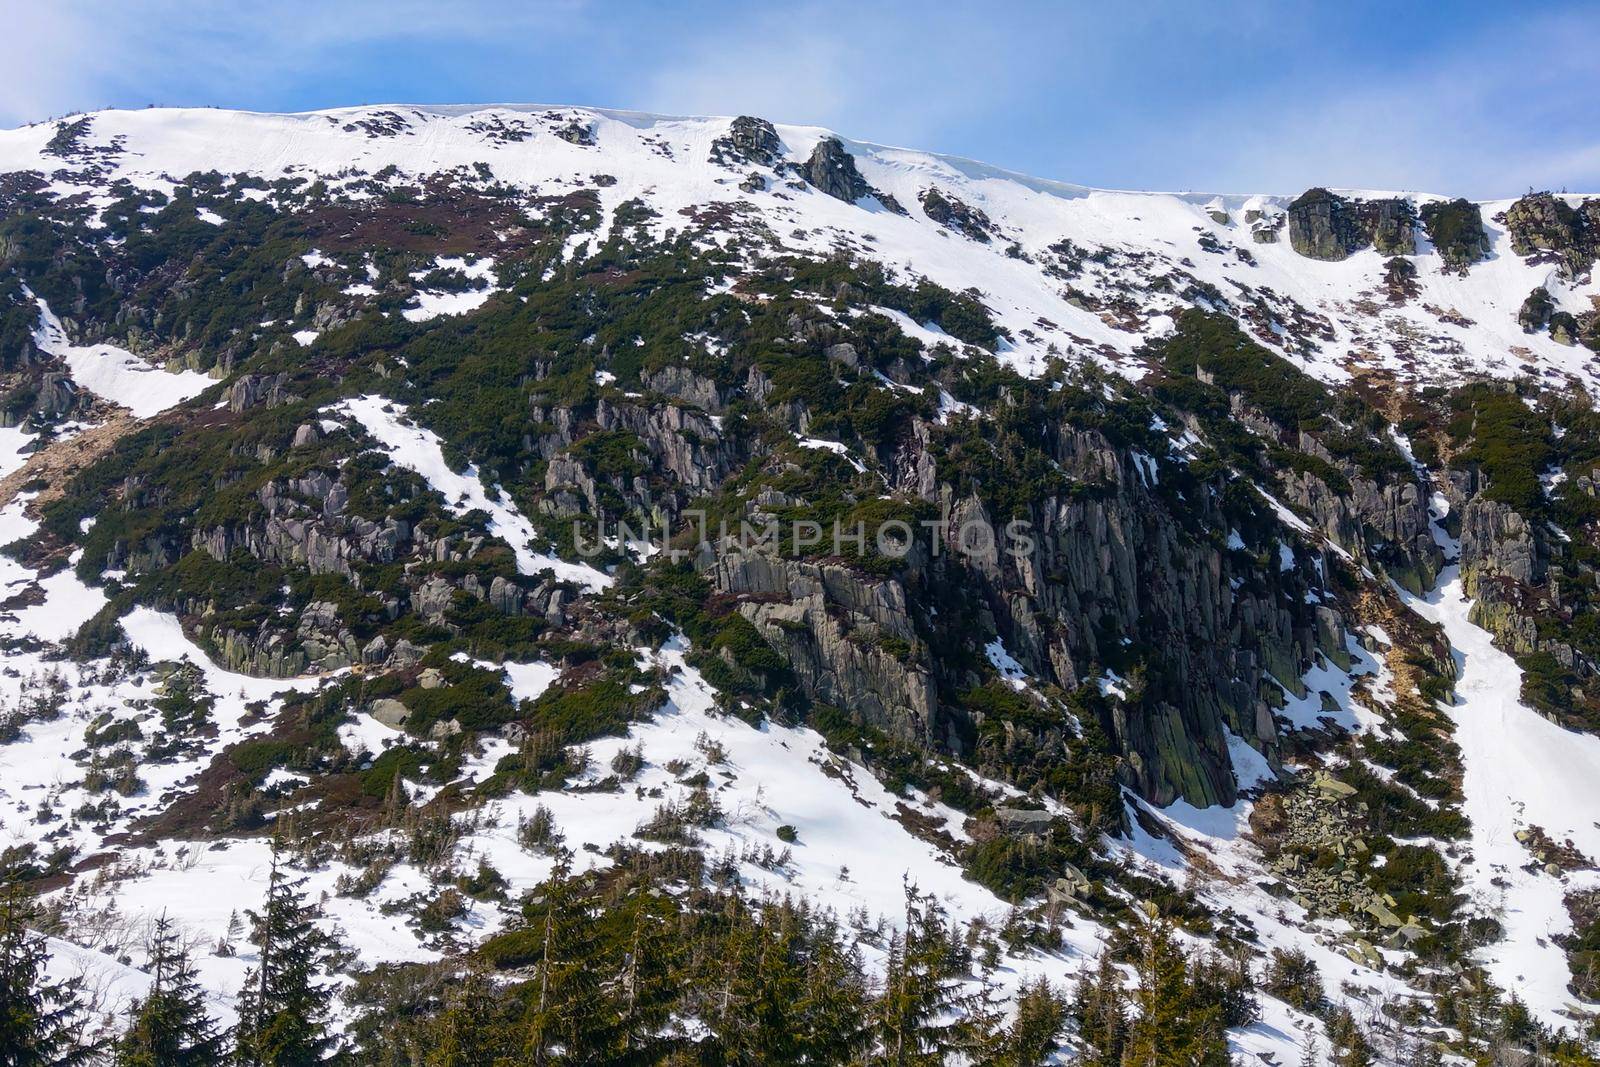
[522, 855, 613, 1063]
[0, 877, 101, 1067]
[612, 889, 681, 1064]
[988, 977, 1068, 1066]
[421, 965, 516, 1067]
[234, 848, 339, 1067]
[1122, 920, 1229, 1067]
[115, 913, 228, 1066]
[792, 912, 871, 1065]
[1071, 950, 1127, 1067]
[871, 883, 991, 1066]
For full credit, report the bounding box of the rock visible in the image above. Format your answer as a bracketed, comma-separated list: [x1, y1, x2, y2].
[418, 668, 445, 690]
[1287, 188, 1414, 261]
[1311, 771, 1357, 800]
[31, 372, 77, 418]
[995, 807, 1056, 834]
[1420, 198, 1490, 269]
[716, 116, 782, 167]
[554, 119, 595, 147]
[370, 698, 410, 729]
[226, 373, 289, 412]
[803, 137, 870, 204]
[389, 638, 424, 668]
[825, 343, 860, 369]
[920, 188, 994, 242]
[1518, 287, 1555, 333]
[292, 423, 321, 448]
[1504, 192, 1598, 278]
[428, 718, 463, 741]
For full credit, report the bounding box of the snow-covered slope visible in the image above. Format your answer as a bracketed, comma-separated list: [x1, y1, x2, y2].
[3, 103, 1595, 389]
[5, 103, 1600, 1062]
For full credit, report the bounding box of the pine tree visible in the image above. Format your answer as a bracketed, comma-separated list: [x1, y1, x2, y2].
[1121, 919, 1229, 1067]
[1071, 950, 1126, 1067]
[115, 914, 228, 1066]
[234, 847, 339, 1067]
[0, 876, 101, 1067]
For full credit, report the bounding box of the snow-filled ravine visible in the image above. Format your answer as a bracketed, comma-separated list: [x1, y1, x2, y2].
[1403, 564, 1600, 1028]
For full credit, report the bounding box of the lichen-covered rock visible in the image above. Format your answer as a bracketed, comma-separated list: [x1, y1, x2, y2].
[1287, 188, 1414, 260]
[1504, 192, 1598, 278]
[1518, 287, 1555, 333]
[711, 115, 781, 167]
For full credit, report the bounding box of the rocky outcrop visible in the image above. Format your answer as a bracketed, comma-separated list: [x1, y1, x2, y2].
[700, 413, 1350, 808]
[1504, 192, 1598, 278]
[1278, 443, 1443, 594]
[919, 188, 993, 242]
[1519, 287, 1555, 333]
[1287, 189, 1415, 261]
[711, 116, 782, 168]
[803, 137, 871, 204]
[712, 551, 942, 747]
[227, 373, 289, 413]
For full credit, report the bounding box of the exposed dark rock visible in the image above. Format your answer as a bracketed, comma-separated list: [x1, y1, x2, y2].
[803, 137, 871, 204]
[1287, 188, 1415, 261]
[1518, 287, 1555, 333]
[712, 116, 782, 168]
[919, 188, 993, 242]
[1420, 198, 1490, 270]
[554, 119, 595, 147]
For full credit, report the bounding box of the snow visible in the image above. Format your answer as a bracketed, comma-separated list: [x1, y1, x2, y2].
[455, 637, 1112, 996]
[27, 288, 212, 418]
[1401, 567, 1600, 1028]
[796, 436, 867, 473]
[4, 104, 1589, 390]
[292, 328, 320, 346]
[502, 660, 560, 703]
[402, 255, 500, 321]
[330, 395, 612, 591]
[0, 424, 33, 479]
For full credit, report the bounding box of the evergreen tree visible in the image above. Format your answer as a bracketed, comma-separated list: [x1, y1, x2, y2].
[1325, 1007, 1372, 1067]
[792, 911, 871, 1065]
[235, 848, 339, 1067]
[1071, 950, 1127, 1067]
[611, 890, 682, 1064]
[1121, 920, 1229, 1067]
[986, 977, 1068, 1066]
[522, 855, 614, 1063]
[871, 883, 991, 1066]
[421, 965, 516, 1067]
[0, 877, 101, 1067]
[115, 914, 228, 1066]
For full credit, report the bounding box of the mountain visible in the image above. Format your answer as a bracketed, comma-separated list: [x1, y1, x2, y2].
[0, 103, 1598, 1063]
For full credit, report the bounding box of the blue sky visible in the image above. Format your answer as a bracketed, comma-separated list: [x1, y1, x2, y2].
[5, 0, 1598, 197]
